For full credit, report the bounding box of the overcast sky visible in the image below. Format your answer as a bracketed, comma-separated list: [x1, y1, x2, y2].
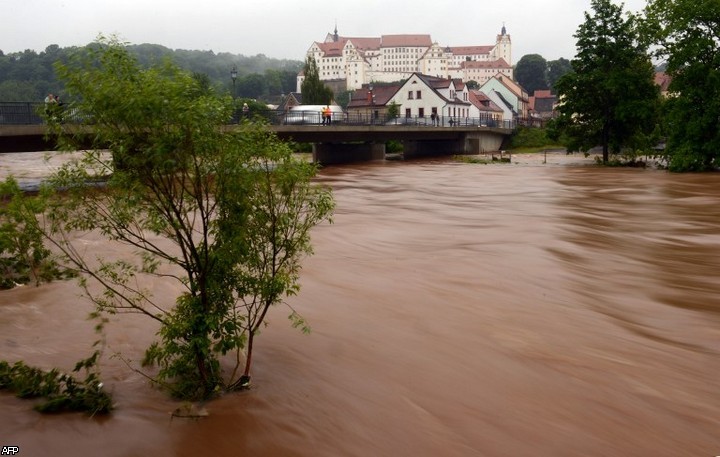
[2, 0, 648, 62]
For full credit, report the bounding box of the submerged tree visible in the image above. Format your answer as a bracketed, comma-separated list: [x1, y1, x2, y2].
[45, 38, 334, 400]
[643, 0, 720, 171]
[551, 0, 660, 163]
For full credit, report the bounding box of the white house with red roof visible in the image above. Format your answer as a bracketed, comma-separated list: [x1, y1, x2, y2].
[478, 73, 530, 121]
[347, 72, 508, 125]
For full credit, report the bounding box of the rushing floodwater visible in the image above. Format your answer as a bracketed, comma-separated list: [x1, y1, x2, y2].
[1, 153, 718, 457]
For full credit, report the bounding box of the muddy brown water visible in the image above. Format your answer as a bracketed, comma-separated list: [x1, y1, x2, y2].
[1, 152, 718, 457]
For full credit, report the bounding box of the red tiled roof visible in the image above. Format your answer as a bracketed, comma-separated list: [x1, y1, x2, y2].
[450, 45, 494, 55]
[381, 34, 433, 47]
[533, 90, 553, 98]
[345, 37, 383, 50]
[347, 84, 401, 108]
[654, 72, 672, 92]
[461, 59, 512, 69]
[317, 40, 346, 57]
[469, 90, 504, 112]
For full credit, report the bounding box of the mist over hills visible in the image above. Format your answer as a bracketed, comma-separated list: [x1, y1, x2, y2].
[0, 42, 303, 102]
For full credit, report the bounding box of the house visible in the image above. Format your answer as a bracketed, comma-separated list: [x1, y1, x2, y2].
[477, 73, 530, 121]
[654, 71, 672, 97]
[278, 92, 303, 112]
[468, 90, 505, 126]
[529, 90, 557, 119]
[346, 83, 401, 121]
[347, 72, 475, 124]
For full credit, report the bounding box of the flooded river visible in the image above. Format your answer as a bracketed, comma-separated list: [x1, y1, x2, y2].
[1, 153, 718, 456]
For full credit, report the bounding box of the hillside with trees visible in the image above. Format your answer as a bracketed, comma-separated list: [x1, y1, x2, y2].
[0, 42, 302, 103]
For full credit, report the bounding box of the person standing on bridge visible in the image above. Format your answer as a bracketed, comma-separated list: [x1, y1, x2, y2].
[44, 93, 59, 121]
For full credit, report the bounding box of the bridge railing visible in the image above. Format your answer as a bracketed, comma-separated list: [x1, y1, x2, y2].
[249, 109, 518, 129]
[0, 102, 526, 130]
[0, 102, 45, 125]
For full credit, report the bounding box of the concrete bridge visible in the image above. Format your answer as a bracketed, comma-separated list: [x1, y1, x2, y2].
[0, 103, 512, 164]
[273, 124, 510, 164]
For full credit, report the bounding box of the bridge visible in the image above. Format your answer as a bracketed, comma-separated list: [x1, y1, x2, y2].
[0, 102, 514, 164]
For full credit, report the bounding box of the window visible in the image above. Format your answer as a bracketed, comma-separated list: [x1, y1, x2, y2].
[408, 91, 414, 100]
[416, 90, 422, 99]
[419, 108, 425, 118]
[405, 108, 411, 118]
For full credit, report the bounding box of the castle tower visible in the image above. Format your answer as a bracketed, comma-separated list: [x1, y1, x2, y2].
[494, 23, 512, 65]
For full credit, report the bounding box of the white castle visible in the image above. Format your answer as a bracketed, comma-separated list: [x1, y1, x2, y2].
[300, 24, 513, 92]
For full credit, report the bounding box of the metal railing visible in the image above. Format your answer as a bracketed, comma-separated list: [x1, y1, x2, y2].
[1, 102, 532, 130]
[0, 102, 45, 125]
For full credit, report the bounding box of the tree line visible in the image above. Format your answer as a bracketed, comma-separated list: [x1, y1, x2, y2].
[0, 42, 303, 103]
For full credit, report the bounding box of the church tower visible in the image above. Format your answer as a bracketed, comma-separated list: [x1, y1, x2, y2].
[494, 24, 512, 65]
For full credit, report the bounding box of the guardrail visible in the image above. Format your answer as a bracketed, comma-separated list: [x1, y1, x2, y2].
[0, 102, 537, 129]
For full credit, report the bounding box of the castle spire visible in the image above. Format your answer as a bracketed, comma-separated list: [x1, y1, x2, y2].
[501, 22, 507, 36]
[333, 21, 339, 42]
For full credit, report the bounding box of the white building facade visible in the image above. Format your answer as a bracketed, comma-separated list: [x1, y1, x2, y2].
[299, 25, 513, 92]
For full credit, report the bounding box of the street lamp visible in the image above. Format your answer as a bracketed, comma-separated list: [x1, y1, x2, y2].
[230, 66, 238, 99]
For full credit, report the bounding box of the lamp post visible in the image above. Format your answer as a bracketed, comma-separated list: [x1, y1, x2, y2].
[230, 65, 238, 99]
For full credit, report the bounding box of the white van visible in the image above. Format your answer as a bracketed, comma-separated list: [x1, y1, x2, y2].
[284, 105, 345, 125]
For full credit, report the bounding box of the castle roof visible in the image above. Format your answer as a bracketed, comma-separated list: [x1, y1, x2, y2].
[449, 45, 494, 55]
[461, 58, 512, 69]
[380, 34, 433, 47]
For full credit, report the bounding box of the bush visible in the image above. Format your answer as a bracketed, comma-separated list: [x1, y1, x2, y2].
[509, 126, 554, 149]
[0, 354, 112, 415]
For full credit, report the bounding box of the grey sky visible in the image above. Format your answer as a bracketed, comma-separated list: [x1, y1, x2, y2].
[2, 0, 648, 62]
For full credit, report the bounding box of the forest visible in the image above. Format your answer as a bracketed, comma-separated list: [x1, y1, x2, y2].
[0, 43, 303, 103]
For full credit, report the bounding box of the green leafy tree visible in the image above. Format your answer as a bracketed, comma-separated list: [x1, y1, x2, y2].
[46, 38, 334, 400]
[547, 58, 572, 93]
[643, 0, 720, 171]
[300, 56, 333, 105]
[465, 80, 480, 90]
[551, 0, 660, 163]
[387, 101, 400, 119]
[0, 177, 74, 289]
[514, 54, 548, 95]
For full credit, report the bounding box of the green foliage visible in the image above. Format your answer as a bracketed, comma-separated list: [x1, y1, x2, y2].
[509, 126, 557, 149]
[0, 177, 75, 289]
[515, 54, 549, 95]
[0, 41, 301, 102]
[465, 80, 480, 90]
[387, 101, 400, 119]
[386, 140, 403, 154]
[0, 353, 112, 415]
[334, 90, 353, 110]
[547, 58, 572, 93]
[301, 56, 334, 105]
[553, 0, 661, 163]
[643, 0, 720, 171]
[453, 155, 492, 164]
[47, 38, 334, 400]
